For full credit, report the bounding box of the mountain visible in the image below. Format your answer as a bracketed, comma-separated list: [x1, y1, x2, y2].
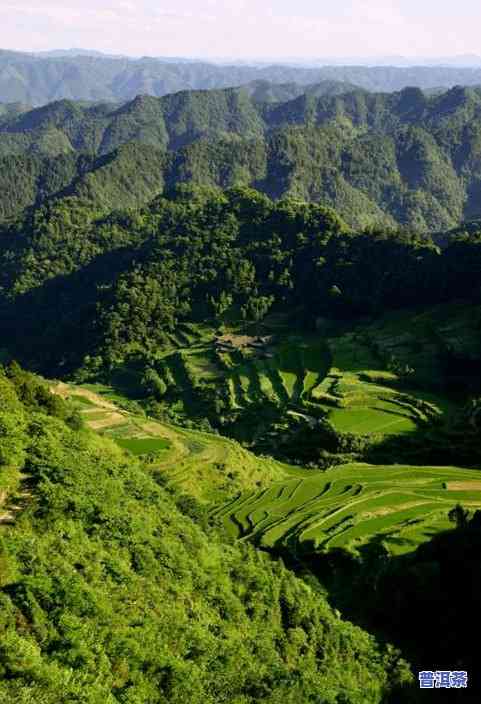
[4, 49, 481, 105]
[35, 48, 126, 59]
[0, 101, 31, 122]
[2, 84, 481, 230]
[298, 54, 481, 67]
[1, 84, 481, 700]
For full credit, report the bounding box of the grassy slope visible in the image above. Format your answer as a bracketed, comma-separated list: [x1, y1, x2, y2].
[54, 382, 296, 505]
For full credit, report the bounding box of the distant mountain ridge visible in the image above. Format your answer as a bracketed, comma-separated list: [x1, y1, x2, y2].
[2, 83, 481, 232]
[4, 49, 481, 105]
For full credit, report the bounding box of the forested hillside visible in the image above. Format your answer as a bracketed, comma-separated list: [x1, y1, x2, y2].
[2, 84, 481, 229]
[0, 366, 414, 702]
[0, 186, 479, 470]
[3, 48, 481, 104]
[2, 60, 481, 701]
[0, 185, 477, 370]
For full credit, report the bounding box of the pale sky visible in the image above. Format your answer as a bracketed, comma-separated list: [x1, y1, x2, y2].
[1, 0, 480, 61]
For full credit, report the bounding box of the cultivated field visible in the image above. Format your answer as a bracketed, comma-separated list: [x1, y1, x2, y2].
[55, 381, 292, 503]
[311, 332, 451, 436]
[214, 463, 481, 556]
[52, 303, 480, 558]
[56, 379, 481, 558]
[138, 312, 463, 443]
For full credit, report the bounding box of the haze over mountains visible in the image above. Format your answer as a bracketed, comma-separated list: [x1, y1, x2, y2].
[3, 48, 481, 106]
[31, 49, 481, 67]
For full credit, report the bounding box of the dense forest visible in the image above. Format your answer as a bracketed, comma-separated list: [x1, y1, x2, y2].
[0, 184, 479, 371]
[1, 76, 481, 702]
[2, 84, 481, 229]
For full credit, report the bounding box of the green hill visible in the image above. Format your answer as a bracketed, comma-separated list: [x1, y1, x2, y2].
[2, 85, 481, 228]
[0, 367, 414, 703]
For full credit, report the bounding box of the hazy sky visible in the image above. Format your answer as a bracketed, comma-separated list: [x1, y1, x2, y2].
[2, 0, 480, 60]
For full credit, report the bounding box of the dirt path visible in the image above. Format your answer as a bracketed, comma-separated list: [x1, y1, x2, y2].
[89, 413, 129, 430]
[52, 382, 120, 412]
[0, 490, 11, 524]
[0, 487, 30, 525]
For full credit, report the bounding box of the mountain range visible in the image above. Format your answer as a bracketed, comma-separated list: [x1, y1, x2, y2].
[2, 83, 481, 231]
[3, 48, 481, 106]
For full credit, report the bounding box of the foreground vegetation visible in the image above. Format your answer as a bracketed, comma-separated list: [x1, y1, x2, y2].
[0, 366, 415, 703]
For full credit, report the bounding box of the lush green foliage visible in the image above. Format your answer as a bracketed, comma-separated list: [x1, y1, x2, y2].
[1, 184, 479, 372]
[0, 370, 413, 703]
[3, 85, 481, 228]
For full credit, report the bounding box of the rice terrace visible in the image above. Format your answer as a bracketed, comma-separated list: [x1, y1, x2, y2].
[214, 463, 481, 556]
[56, 379, 481, 561]
[54, 305, 481, 561]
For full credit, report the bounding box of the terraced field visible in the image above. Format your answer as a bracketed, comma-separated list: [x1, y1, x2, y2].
[153, 328, 330, 415]
[140, 316, 460, 445]
[214, 463, 481, 556]
[53, 382, 293, 503]
[51, 308, 479, 559]
[310, 331, 453, 436]
[53, 381, 481, 558]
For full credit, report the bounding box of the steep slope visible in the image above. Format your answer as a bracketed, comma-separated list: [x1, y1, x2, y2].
[2, 85, 481, 228]
[0, 367, 413, 703]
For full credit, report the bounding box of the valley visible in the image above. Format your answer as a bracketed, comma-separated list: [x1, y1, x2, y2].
[0, 62, 480, 701]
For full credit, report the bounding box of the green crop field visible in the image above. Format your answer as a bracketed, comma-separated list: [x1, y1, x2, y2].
[115, 437, 171, 455]
[52, 303, 478, 562]
[55, 378, 481, 561]
[214, 463, 481, 556]
[139, 313, 461, 449]
[328, 406, 417, 434]
[54, 382, 294, 504]
[144, 326, 333, 437]
[309, 328, 455, 436]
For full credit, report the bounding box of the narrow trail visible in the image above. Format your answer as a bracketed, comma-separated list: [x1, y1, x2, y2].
[0, 484, 31, 526]
[53, 382, 120, 411]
